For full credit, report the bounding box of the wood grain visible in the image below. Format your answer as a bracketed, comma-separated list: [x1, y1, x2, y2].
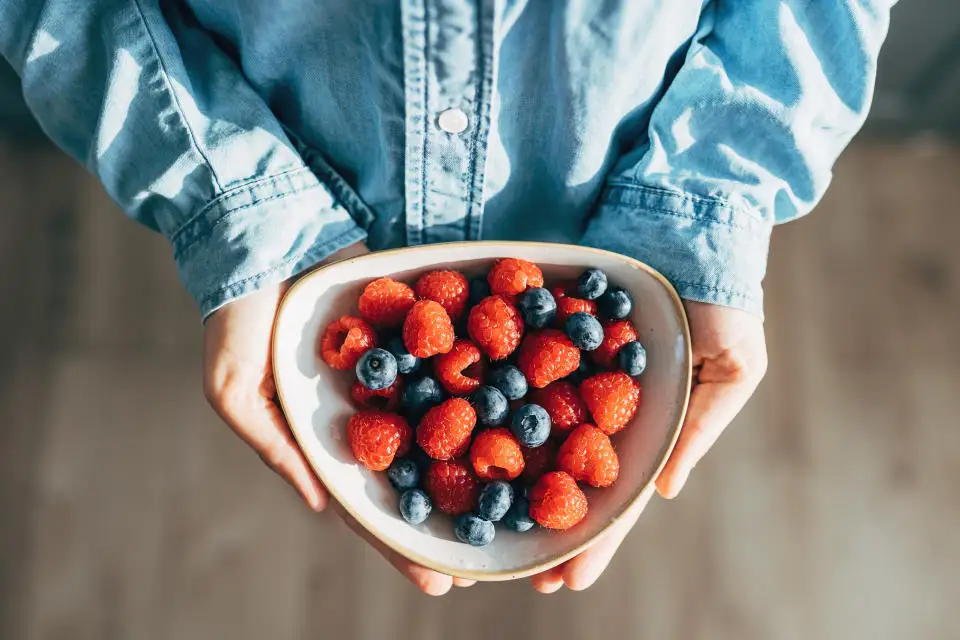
[1, 140, 957, 640]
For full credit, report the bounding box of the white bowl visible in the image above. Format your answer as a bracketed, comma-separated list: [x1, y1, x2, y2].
[272, 242, 691, 581]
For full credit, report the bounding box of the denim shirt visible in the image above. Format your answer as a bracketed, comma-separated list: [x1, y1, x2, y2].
[1, 1, 893, 318]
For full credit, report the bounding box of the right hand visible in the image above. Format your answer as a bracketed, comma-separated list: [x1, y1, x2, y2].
[202, 241, 474, 594]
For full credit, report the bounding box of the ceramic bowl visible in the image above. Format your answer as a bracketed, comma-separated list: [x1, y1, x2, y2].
[272, 241, 691, 580]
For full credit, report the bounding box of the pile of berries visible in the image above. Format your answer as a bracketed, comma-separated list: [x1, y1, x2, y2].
[320, 259, 648, 546]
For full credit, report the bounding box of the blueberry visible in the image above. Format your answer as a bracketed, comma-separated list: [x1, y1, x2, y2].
[564, 312, 604, 351]
[408, 444, 434, 472]
[401, 376, 445, 417]
[399, 489, 432, 525]
[477, 481, 514, 522]
[468, 277, 492, 307]
[618, 341, 647, 377]
[566, 356, 595, 385]
[597, 286, 633, 320]
[472, 385, 509, 426]
[576, 268, 608, 300]
[510, 404, 551, 447]
[356, 348, 398, 390]
[502, 495, 536, 532]
[489, 365, 528, 401]
[387, 458, 420, 491]
[517, 287, 557, 329]
[454, 513, 496, 546]
[386, 336, 420, 375]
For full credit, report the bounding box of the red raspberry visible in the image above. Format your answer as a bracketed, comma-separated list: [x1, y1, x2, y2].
[434, 339, 485, 395]
[358, 278, 417, 328]
[416, 398, 477, 460]
[591, 320, 640, 368]
[516, 329, 581, 388]
[415, 270, 469, 321]
[487, 258, 544, 299]
[530, 381, 588, 437]
[319, 315, 378, 370]
[467, 295, 524, 360]
[520, 440, 557, 483]
[350, 379, 402, 411]
[425, 459, 480, 515]
[579, 371, 642, 435]
[402, 300, 455, 358]
[549, 281, 574, 299]
[347, 410, 412, 471]
[555, 296, 598, 326]
[556, 424, 620, 488]
[469, 428, 525, 481]
[529, 471, 588, 530]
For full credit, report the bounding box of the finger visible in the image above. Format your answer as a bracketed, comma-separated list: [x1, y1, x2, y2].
[213, 378, 328, 512]
[560, 490, 650, 590]
[334, 503, 453, 596]
[452, 578, 477, 588]
[531, 565, 565, 594]
[656, 375, 760, 499]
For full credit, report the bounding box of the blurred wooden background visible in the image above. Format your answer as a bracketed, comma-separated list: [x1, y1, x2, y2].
[1, 138, 958, 640]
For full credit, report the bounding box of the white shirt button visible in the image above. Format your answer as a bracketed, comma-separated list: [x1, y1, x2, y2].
[437, 108, 469, 134]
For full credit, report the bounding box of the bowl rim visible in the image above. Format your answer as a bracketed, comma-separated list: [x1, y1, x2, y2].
[272, 241, 692, 581]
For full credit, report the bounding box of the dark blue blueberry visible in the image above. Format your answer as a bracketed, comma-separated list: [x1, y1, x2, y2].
[408, 445, 434, 473]
[510, 404, 551, 447]
[454, 513, 496, 546]
[386, 336, 420, 375]
[517, 287, 557, 329]
[576, 268, 608, 300]
[472, 385, 509, 426]
[566, 356, 595, 385]
[618, 341, 647, 377]
[399, 489, 432, 525]
[477, 481, 514, 522]
[356, 348, 398, 391]
[502, 495, 536, 532]
[401, 376, 445, 417]
[489, 365, 528, 401]
[597, 286, 633, 320]
[387, 458, 420, 491]
[564, 312, 604, 351]
[468, 277, 492, 307]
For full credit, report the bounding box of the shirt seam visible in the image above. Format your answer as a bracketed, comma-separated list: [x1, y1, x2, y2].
[670, 278, 757, 301]
[130, 0, 224, 193]
[602, 182, 768, 233]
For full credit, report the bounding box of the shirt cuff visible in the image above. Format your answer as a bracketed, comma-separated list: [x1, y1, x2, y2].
[581, 182, 772, 318]
[170, 167, 367, 319]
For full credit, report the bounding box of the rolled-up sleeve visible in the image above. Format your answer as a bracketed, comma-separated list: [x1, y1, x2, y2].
[0, 0, 369, 318]
[582, 1, 894, 317]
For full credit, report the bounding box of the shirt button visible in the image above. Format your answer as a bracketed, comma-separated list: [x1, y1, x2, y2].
[437, 108, 469, 134]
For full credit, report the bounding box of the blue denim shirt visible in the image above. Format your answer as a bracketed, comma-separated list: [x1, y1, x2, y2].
[1, 1, 893, 318]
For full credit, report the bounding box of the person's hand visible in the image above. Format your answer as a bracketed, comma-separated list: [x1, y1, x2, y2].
[530, 300, 768, 593]
[202, 241, 473, 595]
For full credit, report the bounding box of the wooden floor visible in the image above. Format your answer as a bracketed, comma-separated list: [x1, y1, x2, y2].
[1, 139, 958, 640]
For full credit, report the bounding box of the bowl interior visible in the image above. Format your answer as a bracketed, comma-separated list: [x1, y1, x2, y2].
[272, 242, 691, 580]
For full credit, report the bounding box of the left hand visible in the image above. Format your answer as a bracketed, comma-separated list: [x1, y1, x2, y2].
[530, 300, 768, 593]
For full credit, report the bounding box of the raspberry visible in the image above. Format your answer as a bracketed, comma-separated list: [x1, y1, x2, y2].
[319, 315, 378, 370]
[434, 339, 485, 395]
[579, 371, 642, 435]
[530, 381, 588, 437]
[467, 295, 524, 360]
[487, 258, 544, 299]
[347, 410, 412, 471]
[529, 471, 588, 530]
[402, 300, 455, 358]
[358, 278, 417, 327]
[555, 296, 598, 326]
[549, 281, 574, 299]
[591, 319, 640, 368]
[425, 459, 480, 515]
[416, 398, 477, 460]
[414, 270, 469, 321]
[516, 329, 581, 388]
[556, 424, 619, 487]
[350, 379, 402, 411]
[520, 439, 557, 482]
[469, 428, 525, 481]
